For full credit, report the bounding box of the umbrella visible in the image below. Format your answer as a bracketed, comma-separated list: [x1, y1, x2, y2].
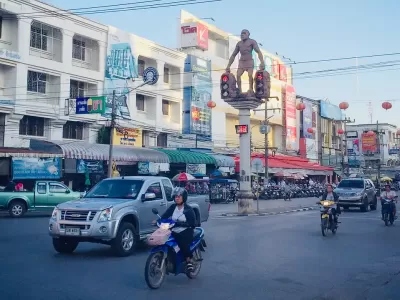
[172, 172, 195, 181]
[381, 176, 392, 182]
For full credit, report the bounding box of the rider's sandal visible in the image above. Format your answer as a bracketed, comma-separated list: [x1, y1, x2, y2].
[186, 262, 194, 272]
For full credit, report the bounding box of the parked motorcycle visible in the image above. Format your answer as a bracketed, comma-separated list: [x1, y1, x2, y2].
[381, 196, 398, 226]
[319, 200, 338, 236]
[144, 208, 206, 289]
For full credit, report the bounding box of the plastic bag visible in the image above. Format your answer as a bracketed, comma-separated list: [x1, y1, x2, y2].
[147, 228, 171, 246]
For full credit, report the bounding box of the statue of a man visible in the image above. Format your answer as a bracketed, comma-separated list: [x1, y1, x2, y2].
[226, 29, 265, 94]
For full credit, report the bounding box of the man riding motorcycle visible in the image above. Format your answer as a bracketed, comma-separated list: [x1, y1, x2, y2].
[321, 184, 341, 224]
[380, 183, 397, 220]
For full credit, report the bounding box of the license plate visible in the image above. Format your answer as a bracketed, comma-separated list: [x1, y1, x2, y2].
[65, 228, 80, 236]
[322, 214, 329, 219]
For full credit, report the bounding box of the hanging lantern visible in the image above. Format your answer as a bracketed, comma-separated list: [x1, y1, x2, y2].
[382, 102, 392, 110]
[207, 100, 216, 109]
[307, 127, 314, 134]
[338, 129, 344, 135]
[339, 102, 349, 110]
[396, 129, 400, 136]
[296, 103, 306, 111]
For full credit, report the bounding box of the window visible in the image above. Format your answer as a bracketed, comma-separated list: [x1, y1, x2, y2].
[162, 179, 173, 201]
[70, 80, 85, 98]
[27, 71, 47, 94]
[0, 17, 3, 39]
[157, 133, 167, 147]
[163, 67, 170, 83]
[338, 180, 364, 189]
[85, 180, 144, 199]
[49, 183, 67, 193]
[72, 36, 86, 61]
[162, 100, 169, 116]
[37, 183, 46, 194]
[63, 121, 84, 140]
[138, 59, 145, 76]
[146, 183, 163, 200]
[30, 21, 48, 51]
[136, 94, 145, 111]
[19, 116, 45, 136]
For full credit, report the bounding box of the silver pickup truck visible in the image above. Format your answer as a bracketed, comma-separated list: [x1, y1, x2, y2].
[48, 176, 210, 256]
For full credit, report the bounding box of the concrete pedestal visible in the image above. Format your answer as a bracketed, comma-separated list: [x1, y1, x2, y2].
[224, 96, 263, 214]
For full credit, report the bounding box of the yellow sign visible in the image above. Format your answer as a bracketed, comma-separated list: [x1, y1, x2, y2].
[112, 127, 142, 147]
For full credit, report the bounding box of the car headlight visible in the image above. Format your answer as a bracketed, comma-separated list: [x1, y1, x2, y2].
[98, 207, 113, 222]
[51, 207, 58, 220]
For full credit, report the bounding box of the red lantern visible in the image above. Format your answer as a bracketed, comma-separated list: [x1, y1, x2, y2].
[397, 129, 400, 136]
[296, 103, 305, 111]
[207, 100, 216, 109]
[307, 127, 314, 134]
[338, 129, 344, 135]
[339, 102, 349, 110]
[382, 102, 392, 110]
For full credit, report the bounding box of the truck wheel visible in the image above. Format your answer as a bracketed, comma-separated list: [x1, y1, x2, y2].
[52, 238, 79, 254]
[8, 200, 27, 218]
[111, 222, 137, 257]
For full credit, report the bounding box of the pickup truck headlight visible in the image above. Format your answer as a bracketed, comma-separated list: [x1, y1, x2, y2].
[51, 208, 58, 220]
[98, 207, 113, 222]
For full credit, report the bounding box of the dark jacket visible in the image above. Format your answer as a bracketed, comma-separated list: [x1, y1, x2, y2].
[161, 203, 196, 228]
[322, 191, 339, 202]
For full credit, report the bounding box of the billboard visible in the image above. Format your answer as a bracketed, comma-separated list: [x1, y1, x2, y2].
[306, 138, 318, 161]
[285, 85, 297, 150]
[180, 22, 209, 50]
[361, 132, 377, 154]
[302, 101, 313, 139]
[113, 127, 142, 146]
[104, 26, 139, 119]
[183, 55, 212, 140]
[12, 157, 61, 180]
[320, 102, 343, 120]
[347, 138, 361, 166]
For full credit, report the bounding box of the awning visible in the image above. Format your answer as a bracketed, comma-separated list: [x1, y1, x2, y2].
[29, 140, 169, 163]
[156, 149, 216, 165]
[208, 154, 235, 167]
[0, 147, 63, 158]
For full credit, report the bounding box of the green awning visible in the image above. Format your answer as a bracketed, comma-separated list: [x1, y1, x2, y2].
[156, 149, 216, 165]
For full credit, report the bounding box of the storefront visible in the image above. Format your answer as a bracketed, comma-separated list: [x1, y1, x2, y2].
[207, 153, 236, 176]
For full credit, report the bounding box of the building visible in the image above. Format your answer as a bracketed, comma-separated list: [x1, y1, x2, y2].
[0, 0, 108, 147]
[177, 10, 296, 154]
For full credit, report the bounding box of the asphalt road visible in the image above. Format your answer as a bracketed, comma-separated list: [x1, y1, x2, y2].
[1, 208, 400, 300]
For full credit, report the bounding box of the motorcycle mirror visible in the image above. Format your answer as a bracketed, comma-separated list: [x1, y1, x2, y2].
[152, 208, 159, 215]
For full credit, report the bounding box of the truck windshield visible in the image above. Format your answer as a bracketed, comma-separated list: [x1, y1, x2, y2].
[85, 180, 144, 199]
[337, 180, 364, 189]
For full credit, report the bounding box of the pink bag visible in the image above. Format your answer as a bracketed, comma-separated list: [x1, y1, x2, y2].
[147, 228, 171, 246]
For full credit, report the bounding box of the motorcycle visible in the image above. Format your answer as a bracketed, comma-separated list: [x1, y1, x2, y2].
[381, 196, 398, 226]
[319, 200, 338, 236]
[144, 208, 206, 289]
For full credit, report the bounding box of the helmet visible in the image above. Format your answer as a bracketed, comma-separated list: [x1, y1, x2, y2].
[172, 187, 188, 203]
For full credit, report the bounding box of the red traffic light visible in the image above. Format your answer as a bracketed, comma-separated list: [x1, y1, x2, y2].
[221, 75, 229, 82]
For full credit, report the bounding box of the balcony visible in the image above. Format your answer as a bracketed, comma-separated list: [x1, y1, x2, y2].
[29, 21, 62, 62]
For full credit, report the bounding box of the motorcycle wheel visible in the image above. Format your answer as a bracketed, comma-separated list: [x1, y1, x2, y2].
[321, 218, 328, 236]
[145, 252, 166, 289]
[186, 248, 202, 279]
[384, 213, 389, 226]
[390, 213, 394, 225]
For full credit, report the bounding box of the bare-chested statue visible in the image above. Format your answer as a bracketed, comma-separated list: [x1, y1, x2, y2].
[226, 29, 265, 94]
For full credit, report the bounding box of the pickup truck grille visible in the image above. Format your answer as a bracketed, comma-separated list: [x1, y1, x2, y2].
[60, 210, 96, 221]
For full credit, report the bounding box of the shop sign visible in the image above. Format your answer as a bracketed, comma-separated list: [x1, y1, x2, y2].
[138, 162, 161, 175]
[113, 127, 142, 146]
[12, 157, 61, 180]
[76, 160, 104, 174]
[186, 164, 206, 175]
[75, 96, 106, 114]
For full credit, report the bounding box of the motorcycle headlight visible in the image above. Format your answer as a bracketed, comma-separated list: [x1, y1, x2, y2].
[98, 207, 113, 222]
[323, 201, 330, 206]
[51, 207, 58, 220]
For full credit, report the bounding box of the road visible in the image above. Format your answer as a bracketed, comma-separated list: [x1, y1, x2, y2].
[1, 208, 400, 299]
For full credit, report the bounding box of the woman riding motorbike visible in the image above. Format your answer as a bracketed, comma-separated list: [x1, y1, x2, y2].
[380, 183, 397, 220]
[321, 184, 341, 223]
[159, 187, 196, 272]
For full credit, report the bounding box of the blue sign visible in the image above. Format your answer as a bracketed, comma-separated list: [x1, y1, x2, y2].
[143, 67, 159, 85]
[77, 160, 104, 174]
[320, 102, 343, 120]
[389, 148, 400, 155]
[183, 55, 212, 140]
[12, 157, 61, 180]
[303, 101, 313, 138]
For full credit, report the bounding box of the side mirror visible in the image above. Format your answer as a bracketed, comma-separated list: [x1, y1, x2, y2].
[65, 189, 71, 194]
[152, 208, 159, 215]
[142, 192, 156, 201]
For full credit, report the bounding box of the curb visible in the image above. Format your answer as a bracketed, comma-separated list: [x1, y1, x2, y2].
[219, 206, 317, 217]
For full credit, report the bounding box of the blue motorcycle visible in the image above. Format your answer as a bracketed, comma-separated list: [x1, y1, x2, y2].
[144, 208, 207, 289]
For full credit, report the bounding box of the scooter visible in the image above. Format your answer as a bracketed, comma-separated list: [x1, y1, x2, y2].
[381, 196, 398, 226]
[144, 208, 207, 289]
[318, 200, 339, 236]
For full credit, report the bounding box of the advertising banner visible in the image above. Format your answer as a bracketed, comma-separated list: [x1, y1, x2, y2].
[138, 162, 161, 175]
[347, 138, 361, 166]
[303, 101, 313, 139]
[285, 85, 297, 151]
[75, 96, 106, 115]
[306, 138, 318, 161]
[320, 102, 343, 120]
[104, 26, 139, 119]
[12, 157, 61, 180]
[113, 127, 142, 146]
[186, 163, 206, 175]
[180, 22, 209, 50]
[77, 160, 104, 174]
[361, 132, 377, 153]
[183, 55, 212, 140]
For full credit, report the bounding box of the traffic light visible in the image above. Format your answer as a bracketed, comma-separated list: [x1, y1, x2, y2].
[220, 73, 237, 99]
[254, 70, 271, 99]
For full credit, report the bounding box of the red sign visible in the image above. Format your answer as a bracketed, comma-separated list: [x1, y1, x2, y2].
[279, 64, 287, 82]
[196, 23, 208, 50]
[180, 22, 209, 50]
[361, 132, 377, 153]
[235, 125, 249, 134]
[181, 26, 197, 34]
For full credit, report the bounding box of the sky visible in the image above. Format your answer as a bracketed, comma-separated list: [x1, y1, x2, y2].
[47, 0, 400, 126]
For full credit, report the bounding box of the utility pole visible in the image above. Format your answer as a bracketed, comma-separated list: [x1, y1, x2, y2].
[341, 116, 355, 177]
[107, 90, 116, 178]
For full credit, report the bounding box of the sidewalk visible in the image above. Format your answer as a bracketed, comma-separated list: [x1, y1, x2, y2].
[210, 197, 319, 216]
